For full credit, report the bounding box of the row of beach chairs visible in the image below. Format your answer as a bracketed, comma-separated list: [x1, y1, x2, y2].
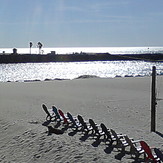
[42, 104, 162, 162]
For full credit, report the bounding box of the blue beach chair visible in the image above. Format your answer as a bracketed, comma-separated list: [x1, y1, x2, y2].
[52, 106, 62, 121]
[67, 112, 82, 130]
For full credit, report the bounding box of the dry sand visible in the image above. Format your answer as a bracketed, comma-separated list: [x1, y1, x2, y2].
[0, 77, 163, 162]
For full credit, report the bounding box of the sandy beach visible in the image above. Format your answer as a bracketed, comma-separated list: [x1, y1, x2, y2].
[0, 77, 163, 162]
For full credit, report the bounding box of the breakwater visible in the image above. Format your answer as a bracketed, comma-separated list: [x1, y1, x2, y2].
[0, 52, 163, 63]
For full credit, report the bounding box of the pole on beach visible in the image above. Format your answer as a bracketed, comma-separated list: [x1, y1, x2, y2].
[151, 66, 156, 132]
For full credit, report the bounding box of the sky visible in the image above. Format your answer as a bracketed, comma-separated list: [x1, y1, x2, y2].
[0, 0, 163, 48]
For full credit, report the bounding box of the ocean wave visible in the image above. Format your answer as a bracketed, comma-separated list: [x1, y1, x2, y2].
[11, 75, 100, 82]
[4, 73, 163, 83]
[75, 75, 100, 79]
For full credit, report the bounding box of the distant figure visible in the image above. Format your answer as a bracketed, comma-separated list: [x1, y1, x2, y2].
[29, 42, 33, 54]
[37, 42, 43, 54]
[12, 48, 17, 55]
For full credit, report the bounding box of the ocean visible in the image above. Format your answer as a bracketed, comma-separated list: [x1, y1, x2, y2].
[0, 47, 163, 82]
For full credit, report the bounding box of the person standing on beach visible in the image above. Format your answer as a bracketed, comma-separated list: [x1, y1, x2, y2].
[37, 42, 43, 54]
[29, 42, 33, 54]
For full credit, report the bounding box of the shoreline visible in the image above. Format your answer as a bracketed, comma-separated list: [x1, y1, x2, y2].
[2, 74, 163, 83]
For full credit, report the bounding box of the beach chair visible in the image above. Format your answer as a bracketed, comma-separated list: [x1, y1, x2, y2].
[67, 112, 77, 125]
[77, 115, 93, 133]
[110, 129, 128, 151]
[58, 109, 69, 124]
[100, 123, 113, 144]
[140, 141, 160, 163]
[154, 148, 163, 162]
[124, 136, 145, 160]
[88, 119, 105, 139]
[52, 106, 62, 121]
[42, 104, 55, 121]
[67, 112, 82, 130]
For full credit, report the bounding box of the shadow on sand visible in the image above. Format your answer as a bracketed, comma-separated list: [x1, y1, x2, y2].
[155, 131, 163, 138]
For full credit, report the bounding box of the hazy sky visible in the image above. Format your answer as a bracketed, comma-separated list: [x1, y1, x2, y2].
[0, 0, 163, 48]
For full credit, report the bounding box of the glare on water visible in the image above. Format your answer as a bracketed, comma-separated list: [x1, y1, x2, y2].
[1, 61, 163, 82]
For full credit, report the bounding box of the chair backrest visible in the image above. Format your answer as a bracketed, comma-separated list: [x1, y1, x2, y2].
[58, 109, 64, 117]
[154, 148, 163, 161]
[101, 123, 110, 135]
[42, 104, 52, 121]
[100, 123, 111, 140]
[124, 136, 137, 152]
[67, 112, 76, 125]
[100, 123, 107, 133]
[52, 106, 60, 119]
[140, 141, 157, 162]
[110, 129, 119, 139]
[67, 112, 73, 121]
[125, 136, 135, 147]
[58, 109, 68, 123]
[77, 115, 87, 128]
[77, 115, 84, 124]
[42, 104, 51, 116]
[89, 119, 98, 132]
